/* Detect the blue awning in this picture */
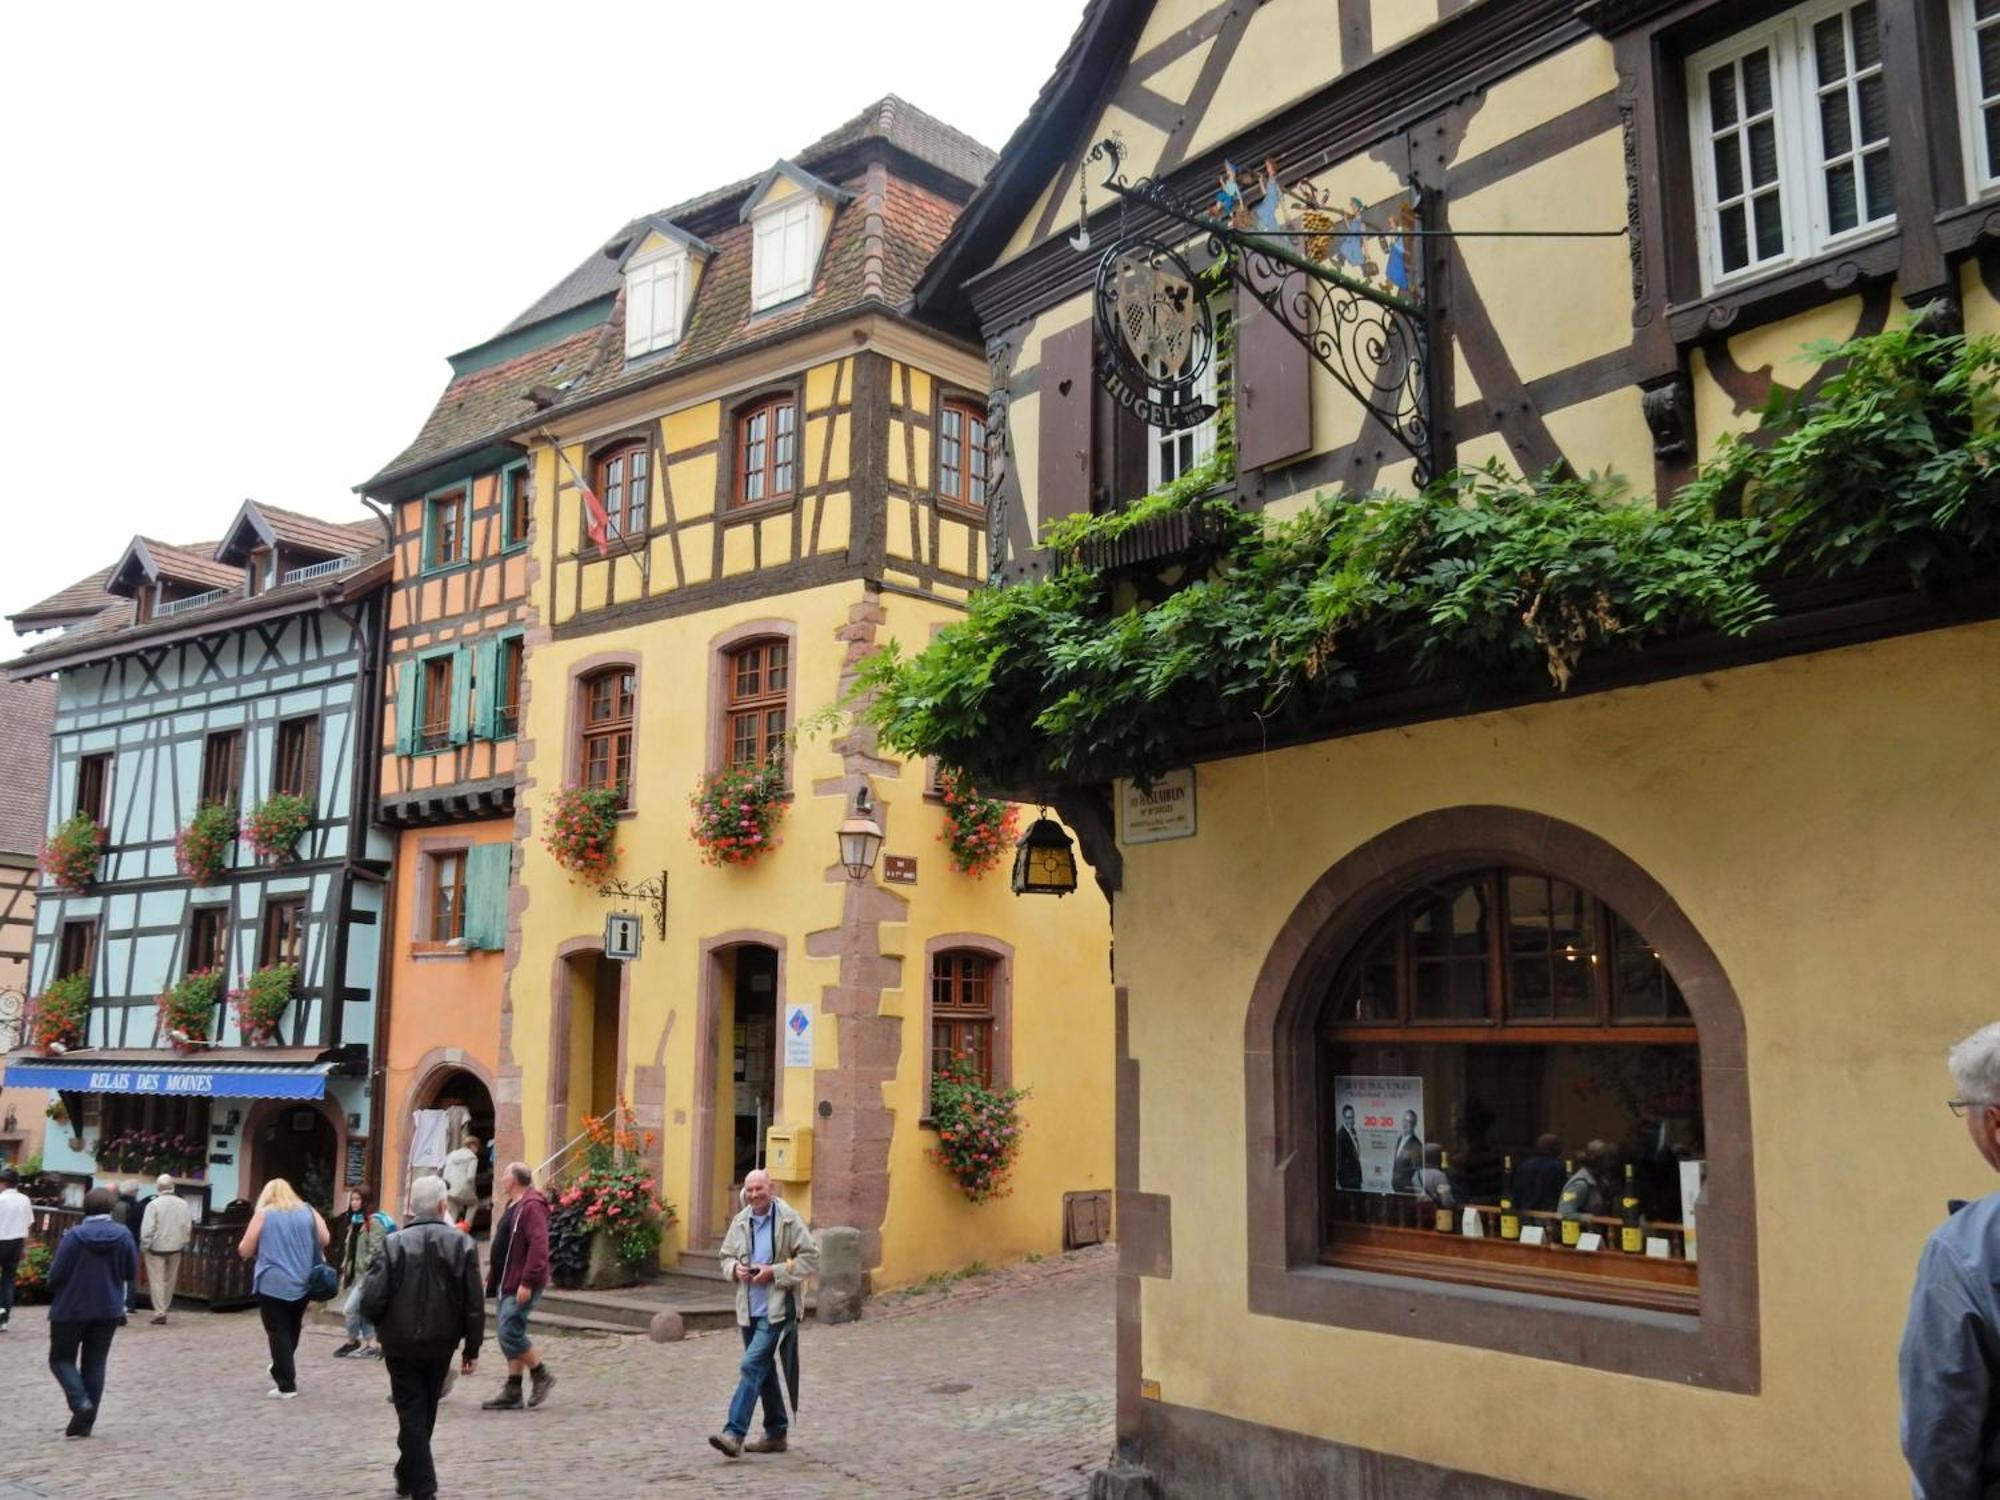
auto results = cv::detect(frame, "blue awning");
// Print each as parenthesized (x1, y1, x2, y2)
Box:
(1, 1060, 334, 1100)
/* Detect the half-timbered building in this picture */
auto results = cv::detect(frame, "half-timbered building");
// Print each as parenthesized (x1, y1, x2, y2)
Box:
(910, 0, 2000, 1494)
(362, 96, 1117, 1287)
(2, 503, 392, 1214)
(0, 676, 56, 1167)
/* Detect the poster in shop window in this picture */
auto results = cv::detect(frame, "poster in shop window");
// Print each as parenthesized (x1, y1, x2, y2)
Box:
(1332, 1075, 1425, 1195)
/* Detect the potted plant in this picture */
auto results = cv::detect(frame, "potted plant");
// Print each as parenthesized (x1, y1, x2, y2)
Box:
(243, 792, 311, 862)
(29, 973, 90, 1053)
(542, 784, 621, 882)
(39, 813, 105, 893)
(926, 1051, 1030, 1205)
(689, 759, 787, 867)
(175, 802, 238, 884)
(158, 969, 222, 1048)
(232, 962, 296, 1044)
(549, 1105, 672, 1288)
(935, 768, 1020, 877)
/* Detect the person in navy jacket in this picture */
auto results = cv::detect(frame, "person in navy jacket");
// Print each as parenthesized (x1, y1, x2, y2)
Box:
(46, 1186, 137, 1438)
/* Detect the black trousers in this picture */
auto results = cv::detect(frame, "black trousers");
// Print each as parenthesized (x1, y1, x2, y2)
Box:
(257, 1294, 308, 1393)
(384, 1348, 454, 1499)
(48, 1318, 117, 1416)
(0, 1237, 22, 1319)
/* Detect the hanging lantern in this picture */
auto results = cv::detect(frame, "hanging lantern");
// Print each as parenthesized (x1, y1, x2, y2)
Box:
(1010, 810, 1079, 896)
(837, 784, 885, 881)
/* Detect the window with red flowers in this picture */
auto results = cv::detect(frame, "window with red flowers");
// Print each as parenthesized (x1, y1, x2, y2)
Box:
(724, 640, 788, 769)
(579, 667, 636, 807)
(931, 950, 995, 1088)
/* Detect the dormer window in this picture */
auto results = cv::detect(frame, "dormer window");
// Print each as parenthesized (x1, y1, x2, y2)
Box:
(624, 247, 688, 358)
(752, 198, 817, 311)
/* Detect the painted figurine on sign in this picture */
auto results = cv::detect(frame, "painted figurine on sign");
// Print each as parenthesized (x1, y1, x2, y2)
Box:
(1381, 195, 1420, 294)
(1338, 197, 1377, 280)
(1254, 158, 1288, 234)
(1287, 177, 1336, 262)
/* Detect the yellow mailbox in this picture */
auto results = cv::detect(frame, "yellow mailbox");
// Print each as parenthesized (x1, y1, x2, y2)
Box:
(766, 1125, 812, 1182)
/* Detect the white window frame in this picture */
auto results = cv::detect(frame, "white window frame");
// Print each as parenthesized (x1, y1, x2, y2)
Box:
(1952, 0, 2000, 197)
(624, 247, 688, 358)
(1686, 0, 1897, 294)
(751, 198, 817, 312)
(1147, 353, 1219, 491)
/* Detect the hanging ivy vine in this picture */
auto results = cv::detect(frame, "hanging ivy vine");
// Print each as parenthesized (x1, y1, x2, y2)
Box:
(856, 321, 2000, 792)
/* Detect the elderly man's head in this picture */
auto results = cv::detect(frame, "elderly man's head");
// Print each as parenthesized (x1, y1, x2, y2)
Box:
(502, 1161, 534, 1201)
(743, 1169, 773, 1213)
(1950, 1023, 2000, 1170)
(408, 1175, 449, 1220)
(156, 1173, 175, 1193)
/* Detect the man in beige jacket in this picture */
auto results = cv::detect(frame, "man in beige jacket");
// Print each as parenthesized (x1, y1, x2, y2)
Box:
(708, 1171, 818, 1459)
(138, 1176, 193, 1324)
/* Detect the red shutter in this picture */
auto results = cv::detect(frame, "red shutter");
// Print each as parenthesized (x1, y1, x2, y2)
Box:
(1036, 320, 1095, 528)
(1235, 275, 1312, 471)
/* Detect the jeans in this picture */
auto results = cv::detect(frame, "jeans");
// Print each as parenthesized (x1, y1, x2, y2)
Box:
(258, 1293, 308, 1393)
(48, 1318, 117, 1415)
(384, 1349, 454, 1499)
(344, 1282, 374, 1342)
(495, 1285, 542, 1359)
(144, 1251, 181, 1316)
(724, 1316, 790, 1439)
(0, 1237, 22, 1320)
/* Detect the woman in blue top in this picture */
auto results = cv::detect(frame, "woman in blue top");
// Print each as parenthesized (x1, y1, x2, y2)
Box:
(236, 1178, 328, 1398)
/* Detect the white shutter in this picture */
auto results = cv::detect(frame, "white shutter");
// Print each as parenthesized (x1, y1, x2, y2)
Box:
(655, 257, 683, 345)
(625, 262, 657, 357)
(753, 214, 781, 310)
(782, 204, 812, 299)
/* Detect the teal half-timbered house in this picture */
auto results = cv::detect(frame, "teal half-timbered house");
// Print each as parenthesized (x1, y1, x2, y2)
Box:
(2, 502, 392, 1213)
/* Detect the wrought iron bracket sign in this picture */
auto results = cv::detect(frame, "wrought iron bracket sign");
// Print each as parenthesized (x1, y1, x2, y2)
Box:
(1083, 136, 1441, 484)
(598, 869, 668, 941)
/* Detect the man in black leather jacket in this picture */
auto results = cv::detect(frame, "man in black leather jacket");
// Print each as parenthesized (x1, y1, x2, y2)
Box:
(360, 1176, 483, 1500)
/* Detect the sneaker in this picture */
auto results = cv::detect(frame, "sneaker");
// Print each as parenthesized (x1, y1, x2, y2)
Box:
(150, 1314, 167, 1326)
(356, 1345, 383, 1360)
(744, 1433, 788, 1454)
(265, 1388, 299, 1401)
(332, 1339, 361, 1358)
(480, 1380, 524, 1411)
(527, 1365, 555, 1408)
(708, 1431, 744, 1459)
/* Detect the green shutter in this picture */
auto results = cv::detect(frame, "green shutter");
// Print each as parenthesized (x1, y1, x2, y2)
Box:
(448, 644, 474, 745)
(419, 497, 438, 571)
(471, 637, 500, 740)
(394, 660, 418, 755)
(463, 842, 511, 951)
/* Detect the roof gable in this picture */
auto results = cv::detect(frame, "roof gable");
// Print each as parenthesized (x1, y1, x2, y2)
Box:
(106, 537, 237, 598)
(614, 219, 719, 270)
(739, 160, 854, 223)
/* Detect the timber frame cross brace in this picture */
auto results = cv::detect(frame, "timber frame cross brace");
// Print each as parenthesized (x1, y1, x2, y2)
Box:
(1084, 135, 1442, 485)
(598, 869, 668, 940)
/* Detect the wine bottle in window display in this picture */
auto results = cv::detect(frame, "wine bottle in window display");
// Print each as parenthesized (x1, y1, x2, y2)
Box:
(1619, 1163, 1644, 1254)
(1434, 1152, 1455, 1233)
(1499, 1154, 1520, 1241)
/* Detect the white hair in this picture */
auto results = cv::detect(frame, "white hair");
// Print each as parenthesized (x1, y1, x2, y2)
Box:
(120, 1180, 140, 1195)
(408, 1175, 449, 1218)
(1950, 1023, 2000, 1104)
(156, 1173, 175, 1191)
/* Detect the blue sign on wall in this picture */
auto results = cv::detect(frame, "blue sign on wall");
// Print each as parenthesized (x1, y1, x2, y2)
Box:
(1, 1063, 329, 1100)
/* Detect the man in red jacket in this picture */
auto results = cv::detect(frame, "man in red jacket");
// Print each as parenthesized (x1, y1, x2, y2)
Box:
(481, 1162, 553, 1411)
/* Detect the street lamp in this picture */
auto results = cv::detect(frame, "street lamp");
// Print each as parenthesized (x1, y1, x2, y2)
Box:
(1011, 809, 1079, 896)
(837, 784, 885, 880)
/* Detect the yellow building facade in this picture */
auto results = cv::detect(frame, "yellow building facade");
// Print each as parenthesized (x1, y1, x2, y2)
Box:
(364, 100, 1114, 1287)
(911, 0, 2000, 1494)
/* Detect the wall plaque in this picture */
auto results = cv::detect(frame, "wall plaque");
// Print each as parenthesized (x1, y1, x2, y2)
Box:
(883, 855, 918, 884)
(1118, 768, 1197, 844)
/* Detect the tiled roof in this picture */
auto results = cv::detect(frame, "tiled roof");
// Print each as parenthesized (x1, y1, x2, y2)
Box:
(0, 676, 54, 857)
(11, 567, 116, 630)
(135, 539, 238, 592)
(254, 504, 381, 557)
(366, 99, 991, 492)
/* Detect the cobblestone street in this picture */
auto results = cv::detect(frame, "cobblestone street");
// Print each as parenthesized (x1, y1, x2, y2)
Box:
(0, 1248, 1114, 1500)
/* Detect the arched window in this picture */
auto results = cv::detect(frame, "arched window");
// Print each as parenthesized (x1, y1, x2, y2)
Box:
(1316, 866, 1700, 1313)
(723, 639, 788, 768)
(594, 442, 649, 539)
(578, 667, 635, 807)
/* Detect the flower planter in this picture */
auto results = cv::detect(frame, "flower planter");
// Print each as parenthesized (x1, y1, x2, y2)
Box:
(583, 1227, 651, 1289)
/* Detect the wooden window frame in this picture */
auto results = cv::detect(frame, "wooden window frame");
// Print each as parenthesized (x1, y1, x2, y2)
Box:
(501, 462, 532, 552)
(187, 905, 230, 979)
(199, 729, 243, 809)
(426, 849, 468, 945)
(935, 393, 990, 517)
(931, 950, 996, 1087)
(57, 918, 98, 984)
(592, 439, 650, 541)
(722, 638, 789, 772)
(258, 896, 306, 972)
(731, 395, 798, 509)
(75, 752, 111, 826)
(272, 715, 320, 803)
(921, 935, 1014, 1121)
(417, 654, 455, 754)
(496, 635, 525, 739)
(576, 664, 636, 810)
(423, 485, 469, 572)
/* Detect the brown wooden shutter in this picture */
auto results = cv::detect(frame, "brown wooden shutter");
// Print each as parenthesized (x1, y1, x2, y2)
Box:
(1235, 276, 1312, 471)
(1036, 320, 1095, 529)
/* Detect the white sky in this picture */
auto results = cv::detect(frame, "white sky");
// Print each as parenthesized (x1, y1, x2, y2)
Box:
(0, 1, 1083, 658)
